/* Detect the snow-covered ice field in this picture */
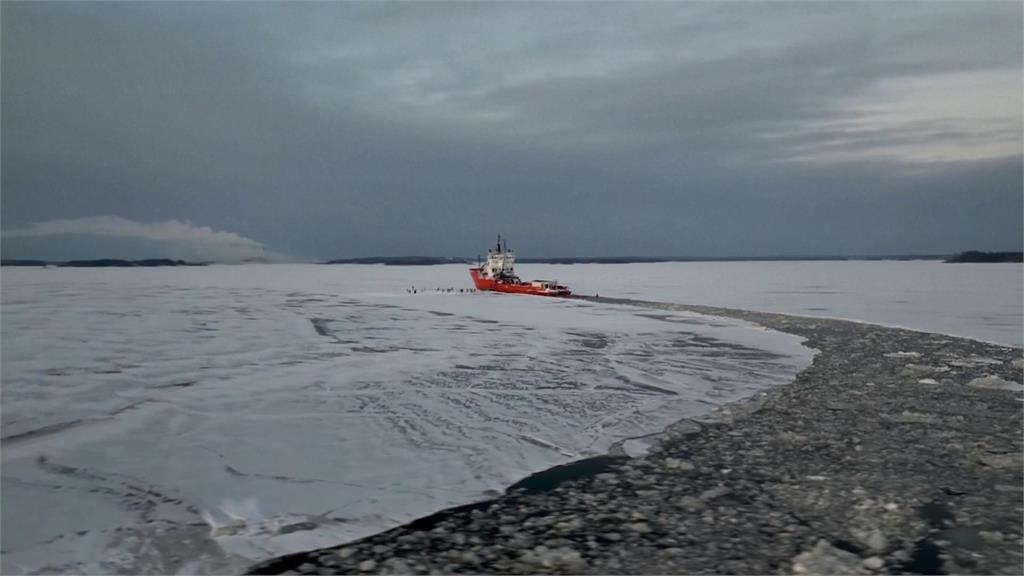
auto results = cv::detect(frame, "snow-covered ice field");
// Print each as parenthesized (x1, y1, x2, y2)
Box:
(546, 260, 1022, 347)
(2, 264, 812, 574)
(1, 261, 1019, 574)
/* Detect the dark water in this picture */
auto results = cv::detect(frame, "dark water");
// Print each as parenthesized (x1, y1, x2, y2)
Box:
(506, 455, 626, 495)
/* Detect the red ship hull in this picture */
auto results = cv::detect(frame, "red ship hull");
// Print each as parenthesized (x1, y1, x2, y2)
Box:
(469, 269, 571, 297)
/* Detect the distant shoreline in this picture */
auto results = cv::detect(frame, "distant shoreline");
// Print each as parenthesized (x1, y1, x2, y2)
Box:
(320, 255, 957, 266)
(310, 251, 1022, 265)
(5, 251, 1020, 267)
(0, 258, 209, 267)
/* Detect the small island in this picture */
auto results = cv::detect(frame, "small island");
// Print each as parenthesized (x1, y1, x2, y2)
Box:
(945, 251, 1023, 263)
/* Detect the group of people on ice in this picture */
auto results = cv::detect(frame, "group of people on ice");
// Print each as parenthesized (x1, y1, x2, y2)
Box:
(406, 286, 477, 294)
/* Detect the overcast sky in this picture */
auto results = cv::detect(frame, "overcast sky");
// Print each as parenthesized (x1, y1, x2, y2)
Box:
(2, 1, 1021, 261)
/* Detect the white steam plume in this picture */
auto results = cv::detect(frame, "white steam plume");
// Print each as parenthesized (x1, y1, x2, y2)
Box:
(3, 215, 276, 262)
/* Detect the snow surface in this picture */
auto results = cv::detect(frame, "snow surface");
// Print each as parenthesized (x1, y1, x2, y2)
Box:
(539, 260, 1022, 347)
(2, 264, 812, 575)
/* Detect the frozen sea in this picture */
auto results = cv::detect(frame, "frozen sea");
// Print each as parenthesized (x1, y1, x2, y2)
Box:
(549, 260, 1022, 347)
(1, 261, 1019, 574)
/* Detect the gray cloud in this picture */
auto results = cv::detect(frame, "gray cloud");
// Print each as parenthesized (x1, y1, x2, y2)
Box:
(2, 1, 1020, 260)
